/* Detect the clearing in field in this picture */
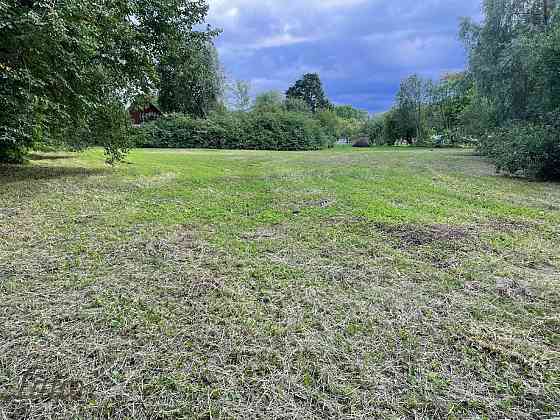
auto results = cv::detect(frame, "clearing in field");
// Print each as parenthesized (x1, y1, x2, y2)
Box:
(1, 147, 559, 418)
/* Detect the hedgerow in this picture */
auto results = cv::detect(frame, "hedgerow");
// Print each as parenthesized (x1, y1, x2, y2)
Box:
(135, 111, 332, 151)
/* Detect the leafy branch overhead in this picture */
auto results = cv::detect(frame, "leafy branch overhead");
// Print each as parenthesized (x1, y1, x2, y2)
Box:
(0, 0, 217, 163)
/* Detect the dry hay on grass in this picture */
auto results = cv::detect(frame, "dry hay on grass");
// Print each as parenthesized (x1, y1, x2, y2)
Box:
(240, 227, 284, 241)
(0, 227, 231, 418)
(2, 221, 559, 418)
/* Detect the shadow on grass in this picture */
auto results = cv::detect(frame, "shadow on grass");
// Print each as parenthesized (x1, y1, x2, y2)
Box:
(28, 153, 75, 161)
(0, 164, 107, 185)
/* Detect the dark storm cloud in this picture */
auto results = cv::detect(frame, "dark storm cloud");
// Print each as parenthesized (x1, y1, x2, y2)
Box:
(207, 0, 482, 113)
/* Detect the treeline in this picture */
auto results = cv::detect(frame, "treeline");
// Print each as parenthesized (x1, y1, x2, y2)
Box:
(361, 72, 476, 148)
(4, 0, 558, 179)
(0, 1, 369, 161)
(373, 0, 560, 180)
(136, 72, 369, 151)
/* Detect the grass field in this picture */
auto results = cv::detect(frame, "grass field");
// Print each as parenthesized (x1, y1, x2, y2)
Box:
(1, 147, 559, 419)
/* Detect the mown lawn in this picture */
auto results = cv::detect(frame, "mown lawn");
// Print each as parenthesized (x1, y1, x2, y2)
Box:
(1, 147, 559, 419)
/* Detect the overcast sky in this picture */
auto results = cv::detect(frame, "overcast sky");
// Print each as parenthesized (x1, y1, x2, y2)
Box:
(206, 0, 482, 113)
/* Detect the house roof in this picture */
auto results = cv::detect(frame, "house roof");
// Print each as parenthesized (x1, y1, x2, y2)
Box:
(128, 101, 162, 114)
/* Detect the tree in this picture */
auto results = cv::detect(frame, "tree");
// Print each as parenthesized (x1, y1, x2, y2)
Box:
(228, 80, 252, 112)
(460, 0, 559, 124)
(284, 97, 311, 113)
(396, 75, 429, 143)
(158, 41, 224, 118)
(253, 91, 284, 113)
(362, 116, 387, 145)
(334, 105, 368, 121)
(424, 72, 474, 143)
(331, 105, 368, 141)
(0, 0, 215, 163)
(286, 73, 331, 113)
(383, 108, 415, 145)
(460, 0, 560, 179)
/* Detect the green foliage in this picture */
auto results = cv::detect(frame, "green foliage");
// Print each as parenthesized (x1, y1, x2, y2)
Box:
(0, 137, 28, 164)
(228, 80, 252, 112)
(333, 105, 369, 141)
(158, 41, 224, 118)
(396, 74, 429, 143)
(284, 97, 311, 114)
(136, 111, 330, 151)
(253, 91, 285, 113)
(0, 0, 213, 163)
(461, 0, 560, 179)
(91, 103, 133, 165)
(286, 73, 331, 113)
(308, 105, 368, 146)
(478, 117, 560, 180)
(460, 0, 559, 123)
(427, 73, 473, 134)
(458, 90, 498, 138)
(130, 94, 159, 113)
(362, 116, 389, 145)
(379, 71, 474, 147)
(334, 105, 368, 121)
(314, 110, 341, 146)
(382, 107, 415, 145)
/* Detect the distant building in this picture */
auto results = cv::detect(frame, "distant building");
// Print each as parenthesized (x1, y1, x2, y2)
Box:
(129, 102, 163, 126)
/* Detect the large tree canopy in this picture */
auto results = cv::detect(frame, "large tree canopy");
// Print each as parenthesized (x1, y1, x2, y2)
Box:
(460, 0, 559, 123)
(0, 0, 214, 163)
(158, 40, 224, 118)
(459, 0, 560, 179)
(286, 73, 331, 113)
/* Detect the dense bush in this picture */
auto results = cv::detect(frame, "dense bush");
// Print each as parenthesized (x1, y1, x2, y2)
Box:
(362, 117, 389, 145)
(135, 111, 332, 151)
(478, 118, 560, 180)
(352, 137, 370, 148)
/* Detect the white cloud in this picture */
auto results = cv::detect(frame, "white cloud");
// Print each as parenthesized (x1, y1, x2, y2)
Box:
(206, 0, 481, 112)
(249, 34, 316, 49)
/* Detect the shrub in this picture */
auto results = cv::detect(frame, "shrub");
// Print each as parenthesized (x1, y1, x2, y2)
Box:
(362, 117, 389, 145)
(479, 119, 560, 180)
(136, 111, 330, 151)
(352, 137, 370, 148)
(314, 110, 341, 148)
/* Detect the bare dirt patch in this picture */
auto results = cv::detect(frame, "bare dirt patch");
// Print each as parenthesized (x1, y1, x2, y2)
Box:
(241, 227, 284, 241)
(487, 218, 539, 234)
(375, 223, 473, 246)
(495, 277, 536, 300)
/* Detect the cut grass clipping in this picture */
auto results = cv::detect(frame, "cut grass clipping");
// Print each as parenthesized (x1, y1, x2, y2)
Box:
(1, 147, 559, 418)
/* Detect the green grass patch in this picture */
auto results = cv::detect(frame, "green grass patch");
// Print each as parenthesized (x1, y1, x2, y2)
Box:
(1, 147, 559, 418)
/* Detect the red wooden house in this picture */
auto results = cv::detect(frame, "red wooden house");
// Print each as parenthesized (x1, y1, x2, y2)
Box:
(129, 102, 163, 125)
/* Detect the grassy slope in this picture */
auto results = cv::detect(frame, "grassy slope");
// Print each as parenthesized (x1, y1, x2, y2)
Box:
(0, 147, 559, 418)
